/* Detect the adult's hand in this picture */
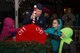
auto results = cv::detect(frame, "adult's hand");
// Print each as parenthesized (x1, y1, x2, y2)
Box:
(30, 11, 36, 19)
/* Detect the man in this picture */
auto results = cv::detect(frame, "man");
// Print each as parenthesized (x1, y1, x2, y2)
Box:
(62, 8, 75, 27)
(42, 7, 50, 29)
(23, 3, 46, 29)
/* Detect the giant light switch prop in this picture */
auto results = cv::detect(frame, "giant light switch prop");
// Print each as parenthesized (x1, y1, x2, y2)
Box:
(16, 24, 47, 44)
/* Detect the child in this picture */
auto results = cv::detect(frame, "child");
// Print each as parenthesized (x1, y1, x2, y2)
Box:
(0, 17, 19, 41)
(48, 27, 76, 53)
(59, 27, 76, 53)
(45, 18, 62, 53)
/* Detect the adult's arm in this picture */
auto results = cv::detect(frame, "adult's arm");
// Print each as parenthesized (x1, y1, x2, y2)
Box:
(22, 13, 32, 25)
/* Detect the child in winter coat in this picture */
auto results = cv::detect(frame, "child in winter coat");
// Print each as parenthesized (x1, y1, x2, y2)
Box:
(45, 18, 62, 53)
(0, 17, 19, 41)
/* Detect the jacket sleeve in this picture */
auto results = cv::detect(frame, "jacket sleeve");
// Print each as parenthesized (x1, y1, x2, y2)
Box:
(70, 41, 76, 53)
(9, 28, 20, 33)
(44, 28, 52, 34)
(22, 13, 32, 25)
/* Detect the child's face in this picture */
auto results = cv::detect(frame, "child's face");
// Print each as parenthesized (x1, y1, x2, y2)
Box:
(61, 33, 65, 38)
(52, 20, 59, 28)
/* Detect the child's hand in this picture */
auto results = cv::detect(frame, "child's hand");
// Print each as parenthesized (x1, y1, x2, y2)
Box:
(12, 37, 16, 41)
(46, 33, 48, 36)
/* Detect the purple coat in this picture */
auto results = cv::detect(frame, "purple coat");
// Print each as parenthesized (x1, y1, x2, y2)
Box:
(0, 17, 19, 40)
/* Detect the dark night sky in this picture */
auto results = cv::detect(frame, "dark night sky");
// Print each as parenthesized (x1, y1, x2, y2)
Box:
(63, 0, 80, 13)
